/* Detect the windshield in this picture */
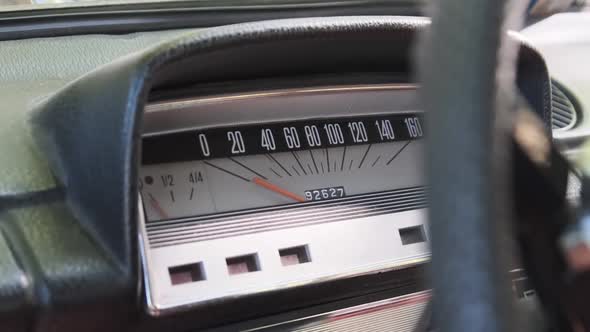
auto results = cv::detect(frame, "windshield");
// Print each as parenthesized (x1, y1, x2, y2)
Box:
(0, 0, 576, 16)
(0, 0, 407, 12)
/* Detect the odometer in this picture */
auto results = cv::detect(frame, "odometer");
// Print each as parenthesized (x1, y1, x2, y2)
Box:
(140, 113, 424, 222)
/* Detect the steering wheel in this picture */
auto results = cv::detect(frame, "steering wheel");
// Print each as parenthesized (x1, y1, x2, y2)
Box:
(418, 0, 575, 331)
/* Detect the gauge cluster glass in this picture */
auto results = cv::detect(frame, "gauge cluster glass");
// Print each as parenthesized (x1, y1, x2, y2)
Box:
(138, 84, 429, 314)
(140, 113, 424, 222)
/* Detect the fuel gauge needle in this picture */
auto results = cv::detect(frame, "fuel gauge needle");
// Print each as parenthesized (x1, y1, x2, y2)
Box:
(148, 193, 169, 220)
(252, 177, 306, 202)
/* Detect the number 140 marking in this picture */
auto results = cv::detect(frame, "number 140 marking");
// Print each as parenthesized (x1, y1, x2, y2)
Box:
(375, 119, 395, 141)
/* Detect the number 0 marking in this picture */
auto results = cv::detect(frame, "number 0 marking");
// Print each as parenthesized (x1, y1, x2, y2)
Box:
(198, 133, 210, 157)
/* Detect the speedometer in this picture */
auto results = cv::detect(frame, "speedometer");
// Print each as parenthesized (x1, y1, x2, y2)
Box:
(139, 85, 429, 314)
(140, 113, 424, 222)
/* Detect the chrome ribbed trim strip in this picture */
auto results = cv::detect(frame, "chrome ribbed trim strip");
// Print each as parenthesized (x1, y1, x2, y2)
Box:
(147, 187, 426, 248)
(248, 291, 430, 332)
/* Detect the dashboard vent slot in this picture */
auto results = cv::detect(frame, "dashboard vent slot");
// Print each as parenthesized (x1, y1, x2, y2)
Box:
(552, 80, 577, 131)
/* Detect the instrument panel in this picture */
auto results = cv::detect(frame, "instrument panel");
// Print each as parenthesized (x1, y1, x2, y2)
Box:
(139, 84, 430, 315)
(141, 113, 423, 222)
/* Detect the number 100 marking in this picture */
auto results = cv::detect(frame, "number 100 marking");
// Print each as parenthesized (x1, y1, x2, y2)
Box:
(323, 123, 344, 145)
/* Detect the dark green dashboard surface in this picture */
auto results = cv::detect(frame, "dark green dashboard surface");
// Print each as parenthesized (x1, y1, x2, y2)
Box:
(0, 29, 192, 197)
(0, 28, 197, 332)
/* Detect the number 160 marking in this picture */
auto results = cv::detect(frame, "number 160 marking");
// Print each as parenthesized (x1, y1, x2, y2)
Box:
(404, 117, 423, 138)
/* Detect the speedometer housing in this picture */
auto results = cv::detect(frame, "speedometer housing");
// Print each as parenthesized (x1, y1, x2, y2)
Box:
(140, 84, 428, 315)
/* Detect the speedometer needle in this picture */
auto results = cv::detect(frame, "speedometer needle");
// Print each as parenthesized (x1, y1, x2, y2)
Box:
(252, 177, 306, 202)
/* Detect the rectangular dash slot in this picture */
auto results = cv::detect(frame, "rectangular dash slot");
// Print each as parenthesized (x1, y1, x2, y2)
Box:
(168, 262, 205, 285)
(279, 245, 311, 266)
(226, 254, 260, 275)
(399, 225, 426, 245)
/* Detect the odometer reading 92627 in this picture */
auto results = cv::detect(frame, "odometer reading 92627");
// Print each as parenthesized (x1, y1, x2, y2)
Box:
(140, 113, 424, 221)
(304, 186, 345, 201)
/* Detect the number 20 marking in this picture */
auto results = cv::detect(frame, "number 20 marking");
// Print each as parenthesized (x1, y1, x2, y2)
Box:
(227, 131, 246, 154)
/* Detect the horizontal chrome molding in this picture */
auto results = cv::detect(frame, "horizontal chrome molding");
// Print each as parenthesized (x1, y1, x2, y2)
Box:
(145, 83, 418, 114)
(147, 187, 427, 247)
(142, 84, 420, 135)
(246, 290, 430, 331)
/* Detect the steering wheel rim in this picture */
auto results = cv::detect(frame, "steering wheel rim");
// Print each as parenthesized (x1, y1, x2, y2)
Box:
(419, 1, 529, 331)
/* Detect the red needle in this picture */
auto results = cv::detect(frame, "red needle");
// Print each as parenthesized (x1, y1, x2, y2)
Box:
(148, 193, 169, 219)
(252, 177, 306, 202)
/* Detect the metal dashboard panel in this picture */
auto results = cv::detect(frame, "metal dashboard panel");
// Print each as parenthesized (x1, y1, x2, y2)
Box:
(139, 84, 430, 316)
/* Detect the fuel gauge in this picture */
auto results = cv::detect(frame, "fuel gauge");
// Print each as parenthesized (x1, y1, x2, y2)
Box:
(139, 162, 216, 221)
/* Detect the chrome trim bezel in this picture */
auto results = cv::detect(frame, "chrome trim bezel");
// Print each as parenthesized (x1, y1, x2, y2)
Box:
(145, 84, 418, 114)
(139, 84, 428, 317)
(142, 83, 420, 136)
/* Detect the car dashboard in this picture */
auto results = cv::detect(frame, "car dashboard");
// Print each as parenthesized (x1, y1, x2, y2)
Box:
(0, 8, 587, 332)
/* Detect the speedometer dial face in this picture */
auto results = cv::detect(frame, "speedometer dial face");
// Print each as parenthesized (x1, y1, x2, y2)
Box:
(140, 113, 423, 222)
(140, 141, 422, 221)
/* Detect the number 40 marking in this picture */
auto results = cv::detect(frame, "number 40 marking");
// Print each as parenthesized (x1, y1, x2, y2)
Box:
(261, 128, 276, 151)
